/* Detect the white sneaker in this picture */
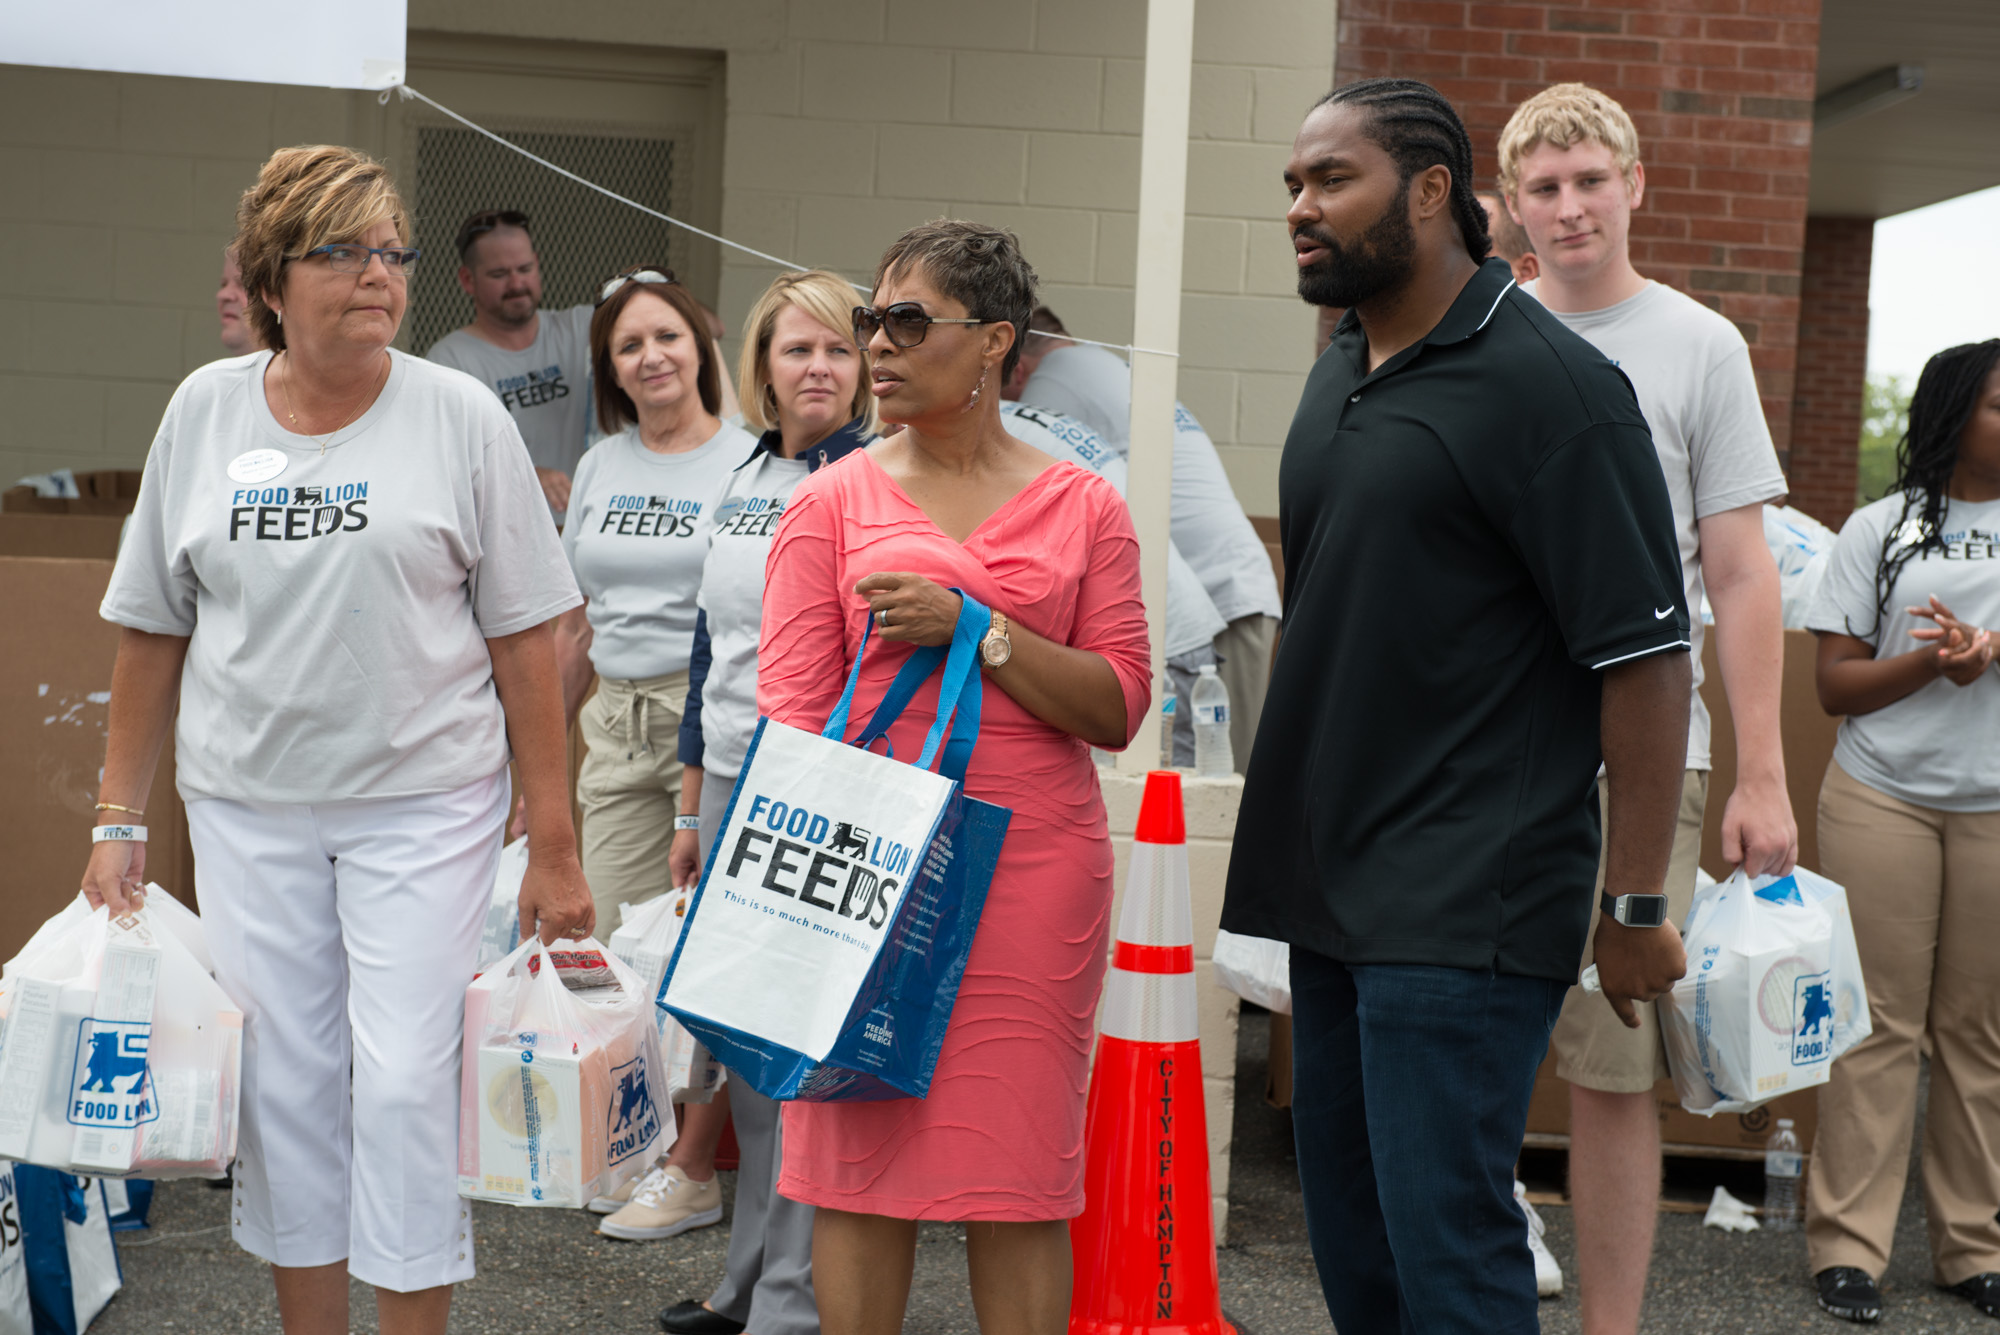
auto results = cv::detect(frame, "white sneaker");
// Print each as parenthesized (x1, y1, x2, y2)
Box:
(597, 1165, 724, 1241)
(587, 1162, 651, 1214)
(1515, 1179, 1563, 1298)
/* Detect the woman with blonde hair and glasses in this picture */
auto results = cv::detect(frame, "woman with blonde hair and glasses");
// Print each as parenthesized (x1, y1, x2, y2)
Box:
(85, 145, 588, 1335)
(558, 265, 753, 1233)
(651, 268, 879, 1335)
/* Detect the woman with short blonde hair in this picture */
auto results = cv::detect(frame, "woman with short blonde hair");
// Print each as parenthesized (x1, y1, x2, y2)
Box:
(87, 144, 589, 1335)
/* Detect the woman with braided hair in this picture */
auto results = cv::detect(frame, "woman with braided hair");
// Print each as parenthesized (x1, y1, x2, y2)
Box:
(1804, 339, 2000, 1324)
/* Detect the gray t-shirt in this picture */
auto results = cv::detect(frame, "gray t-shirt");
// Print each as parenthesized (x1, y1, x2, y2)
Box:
(1533, 280, 1787, 769)
(1807, 493, 2000, 811)
(1001, 403, 1225, 657)
(1020, 346, 1279, 625)
(426, 304, 596, 481)
(101, 350, 582, 804)
(561, 421, 755, 682)
(694, 448, 815, 781)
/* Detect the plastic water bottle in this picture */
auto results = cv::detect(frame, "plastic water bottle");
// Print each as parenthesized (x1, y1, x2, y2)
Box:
(1192, 664, 1233, 777)
(1764, 1118, 1802, 1231)
(1158, 674, 1178, 769)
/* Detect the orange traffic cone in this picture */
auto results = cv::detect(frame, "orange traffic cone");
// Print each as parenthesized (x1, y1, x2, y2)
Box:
(1071, 770, 1235, 1335)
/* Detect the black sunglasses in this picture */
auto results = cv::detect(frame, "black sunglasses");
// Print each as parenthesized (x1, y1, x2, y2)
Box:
(455, 209, 530, 259)
(852, 302, 995, 350)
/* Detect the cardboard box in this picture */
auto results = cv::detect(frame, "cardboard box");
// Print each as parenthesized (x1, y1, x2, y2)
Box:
(1523, 1051, 1817, 1159)
(3, 471, 143, 516)
(0, 558, 194, 966)
(0, 514, 126, 561)
(1701, 627, 1842, 876)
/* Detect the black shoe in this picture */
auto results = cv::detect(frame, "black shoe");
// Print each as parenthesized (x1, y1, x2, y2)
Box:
(658, 1299, 746, 1335)
(1816, 1267, 1884, 1323)
(1945, 1273, 2000, 1318)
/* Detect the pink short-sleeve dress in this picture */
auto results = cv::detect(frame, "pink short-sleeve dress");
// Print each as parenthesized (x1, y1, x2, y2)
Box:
(759, 449, 1151, 1222)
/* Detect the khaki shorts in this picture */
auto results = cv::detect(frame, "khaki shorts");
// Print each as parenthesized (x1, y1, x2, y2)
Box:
(577, 670, 689, 928)
(1548, 768, 1709, 1094)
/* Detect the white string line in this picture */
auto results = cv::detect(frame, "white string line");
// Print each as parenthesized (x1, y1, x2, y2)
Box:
(391, 84, 1177, 360)
(393, 85, 807, 272)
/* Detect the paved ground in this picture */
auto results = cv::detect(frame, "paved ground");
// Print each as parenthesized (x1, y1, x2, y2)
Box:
(93, 1009, 1988, 1333)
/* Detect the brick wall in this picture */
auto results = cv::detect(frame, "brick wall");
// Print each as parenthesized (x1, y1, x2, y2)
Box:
(1334, 0, 1823, 458)
(1788, 216, 1871, 528)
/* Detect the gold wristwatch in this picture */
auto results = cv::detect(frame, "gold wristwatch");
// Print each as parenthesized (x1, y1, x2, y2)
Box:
(980, 611, 1012, 668)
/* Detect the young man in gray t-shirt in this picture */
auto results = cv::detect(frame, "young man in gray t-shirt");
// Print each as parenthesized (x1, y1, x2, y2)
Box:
(1501, 83, 1796, 1329)
(426, 210, 594, 517)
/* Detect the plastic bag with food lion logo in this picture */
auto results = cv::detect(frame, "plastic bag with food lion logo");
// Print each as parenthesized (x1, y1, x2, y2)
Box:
(661, 594, 1012, 1102)
(1659, 870, 1840, 1115)
(458, 936, 671, 1208)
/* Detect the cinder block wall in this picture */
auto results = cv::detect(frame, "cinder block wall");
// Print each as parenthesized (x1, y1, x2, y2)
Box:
(2, 0, 1332, 514)
(710, 0, 1335, 515)
(1335, 0, 1824, 461)
(1099, 768, 1243, 1242)
(1788, 215, 1873, 528)
(0, 67, 382, 480)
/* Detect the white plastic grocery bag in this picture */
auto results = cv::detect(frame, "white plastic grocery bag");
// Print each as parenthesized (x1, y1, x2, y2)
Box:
(0, 891, 241, 1179)
(1786, 867, 1872, 1062)
(1212, 930, 1291, 1015)
(1659, 870, 1838, 1115)
(458, 936, 671, 1208)
(608, 897, 722, 1104)
(473, 838, 531, 975)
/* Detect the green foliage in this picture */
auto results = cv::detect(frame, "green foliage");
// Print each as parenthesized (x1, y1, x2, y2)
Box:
(1856, 373, 1911, 505)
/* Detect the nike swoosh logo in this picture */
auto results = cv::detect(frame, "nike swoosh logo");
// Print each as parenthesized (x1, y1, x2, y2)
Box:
(1654, 606, 1674, 619)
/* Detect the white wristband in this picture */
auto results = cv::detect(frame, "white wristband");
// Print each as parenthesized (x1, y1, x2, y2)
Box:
(92, 824, 147, 843)
(674, 816, 701, 831)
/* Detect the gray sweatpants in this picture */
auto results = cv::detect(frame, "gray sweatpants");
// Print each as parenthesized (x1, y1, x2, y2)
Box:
(699, 771, 819, 1335)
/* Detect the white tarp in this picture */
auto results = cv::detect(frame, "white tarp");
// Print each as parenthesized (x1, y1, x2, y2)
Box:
(2, 0, 406, 90)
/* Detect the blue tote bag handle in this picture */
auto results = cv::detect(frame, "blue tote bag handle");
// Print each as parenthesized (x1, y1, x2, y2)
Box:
(821, 591, 991, 783)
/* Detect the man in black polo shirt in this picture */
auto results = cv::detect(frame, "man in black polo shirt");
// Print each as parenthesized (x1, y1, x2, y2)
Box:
(1223, 78, 1693, 1333)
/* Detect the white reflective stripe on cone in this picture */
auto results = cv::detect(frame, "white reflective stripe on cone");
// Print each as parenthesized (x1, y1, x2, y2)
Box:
(1100, 966, 1200, 1043)
(1116, 842, 1195, 948)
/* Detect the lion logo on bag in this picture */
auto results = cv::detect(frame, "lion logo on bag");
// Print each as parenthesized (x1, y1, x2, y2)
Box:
(606, 1056, 663, 1164)
(1798, 981, 1833, 1037)
(612, 1067, 652, 1133)
(829, 822, 870, 859)
(79, 1029, 148, 1094)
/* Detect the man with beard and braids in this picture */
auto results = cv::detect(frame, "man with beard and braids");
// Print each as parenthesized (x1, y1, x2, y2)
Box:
(427, 209, 596, 517)
(1220, 77, 1693, 1334)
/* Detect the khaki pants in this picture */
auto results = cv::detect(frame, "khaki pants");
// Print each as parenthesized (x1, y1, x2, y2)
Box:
(1806, 758, 2000, 1285)
(1549, 769, 1709, 1092)
(577, 670, 688, 929)
(1214, 613, 1278, 776)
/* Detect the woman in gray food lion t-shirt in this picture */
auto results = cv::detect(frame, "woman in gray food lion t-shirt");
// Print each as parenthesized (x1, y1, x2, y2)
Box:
(85, 146, 588, 1335)
(1803, 339, 2000, 1323)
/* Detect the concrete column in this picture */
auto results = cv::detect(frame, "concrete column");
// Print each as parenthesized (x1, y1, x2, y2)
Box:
(1115, 0, 1196, 775)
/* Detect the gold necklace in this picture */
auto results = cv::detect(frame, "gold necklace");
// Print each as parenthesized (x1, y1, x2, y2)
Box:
(279, 351, 387, 455)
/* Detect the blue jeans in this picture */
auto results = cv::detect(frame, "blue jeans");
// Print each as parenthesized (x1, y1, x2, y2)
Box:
(1289, 949, 1567, 1334)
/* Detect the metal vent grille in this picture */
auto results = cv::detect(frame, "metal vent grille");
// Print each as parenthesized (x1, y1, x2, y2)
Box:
(407, 121, 681, 355)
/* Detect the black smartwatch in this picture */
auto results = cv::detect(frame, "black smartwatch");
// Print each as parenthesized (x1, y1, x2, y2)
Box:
(1600, 891, 1669, 929)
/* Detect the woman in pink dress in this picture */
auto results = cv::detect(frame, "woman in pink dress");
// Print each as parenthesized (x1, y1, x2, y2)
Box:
(757, 220, 1151, 1334)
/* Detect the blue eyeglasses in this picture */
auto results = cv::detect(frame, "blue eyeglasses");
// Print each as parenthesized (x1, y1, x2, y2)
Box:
(301, 244, 422, 275)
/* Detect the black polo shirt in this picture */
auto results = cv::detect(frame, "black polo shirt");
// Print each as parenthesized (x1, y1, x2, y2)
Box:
(1221, 259, 1689, 982)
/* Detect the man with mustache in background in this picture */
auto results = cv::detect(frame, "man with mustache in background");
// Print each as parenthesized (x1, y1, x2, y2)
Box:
(427, 209, 596, 517)
(1222, 78, 1693, 1333)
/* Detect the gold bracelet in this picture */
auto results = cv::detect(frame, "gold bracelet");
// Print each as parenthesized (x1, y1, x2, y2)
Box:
(94, 802, 145, 817)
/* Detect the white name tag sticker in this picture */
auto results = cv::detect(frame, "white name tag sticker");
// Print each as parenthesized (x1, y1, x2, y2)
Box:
(227, 449, 288, 484)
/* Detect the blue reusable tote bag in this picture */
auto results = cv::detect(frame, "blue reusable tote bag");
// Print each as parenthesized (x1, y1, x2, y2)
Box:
(659, 593, 1012, 1101)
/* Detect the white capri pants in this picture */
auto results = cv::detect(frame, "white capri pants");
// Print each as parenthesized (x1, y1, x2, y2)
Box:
(186, 769, 507, 1291)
